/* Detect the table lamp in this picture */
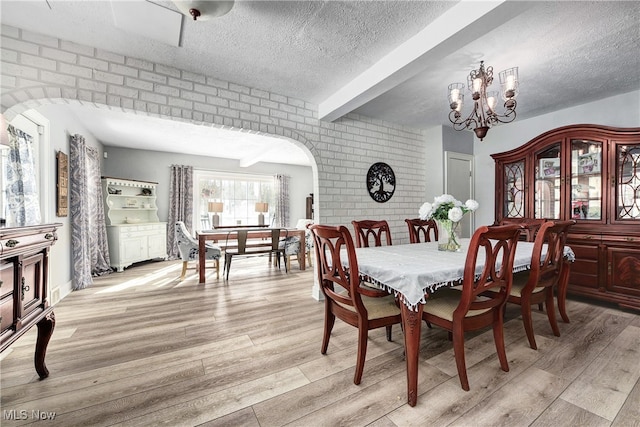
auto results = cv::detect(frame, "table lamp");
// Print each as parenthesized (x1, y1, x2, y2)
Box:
(255, 202, 268, 226)
(208, 202, 223, 227)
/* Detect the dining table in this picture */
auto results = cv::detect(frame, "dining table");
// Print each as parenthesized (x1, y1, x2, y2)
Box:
(346, 239, 575, 407)
(196, 228, 306, 283)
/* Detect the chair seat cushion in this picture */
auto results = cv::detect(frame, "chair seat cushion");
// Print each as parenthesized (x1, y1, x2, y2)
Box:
(423, 288, 491, 322)
(336, 290, 400, 320)
(509, 271, 545, 298)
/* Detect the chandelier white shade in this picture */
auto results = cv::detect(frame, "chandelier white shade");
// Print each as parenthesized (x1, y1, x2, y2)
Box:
(172, 1, 234, 21)
(448, 61, 519, 141)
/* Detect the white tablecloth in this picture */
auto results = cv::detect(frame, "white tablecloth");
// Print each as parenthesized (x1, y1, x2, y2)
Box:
(347, 239, 575, 310)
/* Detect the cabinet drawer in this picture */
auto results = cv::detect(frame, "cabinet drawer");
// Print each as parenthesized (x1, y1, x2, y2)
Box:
(0, 231, 56, 257)
(0, 261, 15, 298)
(1, 294, 13, 332)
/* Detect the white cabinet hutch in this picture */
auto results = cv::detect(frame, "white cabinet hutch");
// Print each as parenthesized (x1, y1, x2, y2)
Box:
(101, 177, 166, 272)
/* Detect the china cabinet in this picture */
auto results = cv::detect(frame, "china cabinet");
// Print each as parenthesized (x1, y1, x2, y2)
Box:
(492, 125, 640, 310)
(101, 177, 166, 272)
(0, 223, 61, 378)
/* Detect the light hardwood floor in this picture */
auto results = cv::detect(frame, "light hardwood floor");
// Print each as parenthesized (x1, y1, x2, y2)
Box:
(1, 258, 639, 427)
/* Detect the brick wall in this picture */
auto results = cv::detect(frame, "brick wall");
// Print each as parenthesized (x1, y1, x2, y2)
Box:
(1, 24, 429, 243)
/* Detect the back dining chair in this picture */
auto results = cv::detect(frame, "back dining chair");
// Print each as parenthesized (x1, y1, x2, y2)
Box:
(501, 220, 575, 349)
(421, 224, 522, 391)
(310, 224, 402, 385)
(223, 228, 287, 280)
(405, 218, 438, 243)
(498, 218, 545, 242)
(174, 221, 222, 280)
(351, 220, 392, 248)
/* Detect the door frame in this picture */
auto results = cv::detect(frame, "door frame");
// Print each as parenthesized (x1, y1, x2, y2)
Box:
(444, 151, 475, 237)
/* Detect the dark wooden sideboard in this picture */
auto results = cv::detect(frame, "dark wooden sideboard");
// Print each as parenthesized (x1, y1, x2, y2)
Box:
(0, 223, 61, 378)
(492, 125, 640, 311)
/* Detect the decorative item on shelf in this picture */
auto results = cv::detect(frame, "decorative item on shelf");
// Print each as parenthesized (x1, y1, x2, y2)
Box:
(366, 162, 396, 203)
(107, 186, 121, 195)
(448, 60, 518, 141)
(141, 188, 152, 196)
(125, 198, 138, 208)
(208, 202, 223, 227)
(171, 0, 234, 21)
(124, 217, 142, 224)
(255, 202, 268, 226)
(419, 194, 479, 252)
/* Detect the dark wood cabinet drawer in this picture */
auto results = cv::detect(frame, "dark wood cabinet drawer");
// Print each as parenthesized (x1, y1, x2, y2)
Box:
(0, 261, 15, 298)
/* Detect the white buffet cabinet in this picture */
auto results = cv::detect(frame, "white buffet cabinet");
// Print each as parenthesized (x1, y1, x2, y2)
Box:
(102, 177, 167, 272)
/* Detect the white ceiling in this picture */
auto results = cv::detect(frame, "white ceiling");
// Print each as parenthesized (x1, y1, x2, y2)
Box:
(1, 1, 639, 166)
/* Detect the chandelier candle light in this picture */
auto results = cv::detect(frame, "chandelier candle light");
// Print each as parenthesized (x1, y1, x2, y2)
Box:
(419, 195, 479, 252)
(448, 61, 519, 141)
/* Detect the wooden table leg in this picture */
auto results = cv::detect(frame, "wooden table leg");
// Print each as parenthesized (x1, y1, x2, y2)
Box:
(198, 235, 206, 284)
(35, 310, 55, 379)
(400, 300, 423, 407)
(299, 231, 306, 271)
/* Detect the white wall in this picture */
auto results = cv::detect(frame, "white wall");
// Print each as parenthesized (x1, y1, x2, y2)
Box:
(473, 90, 640, 227)
(101, 146, 313, 225)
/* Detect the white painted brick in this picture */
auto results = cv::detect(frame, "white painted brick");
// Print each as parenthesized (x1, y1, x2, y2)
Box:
(126, 57, 153, 71)
(94, 93, 107, 104)
(181, 91, 205, 103)
(93, 70, 124, 85)
(60, 40, 94, 56)
(250, 88, 269, 99)
(206, 77, 228, 89)
(182, 71, 206, 84)
(280, 104, 296, 114)
(160, 105, 171, 115)
(110, 63, 138, 78)
(42, 47, 77, 63)
(2, 62, 38, 80)
(96, 49, 125, 64)
(288, 113, 304, 123)
(288, 97, 305, 108)
(79, 78, 107, 92)
(44, 87, 62, 98)
(250, 105, 269, 116)
(140, 92, 167, 104)
(59, 62, 93, 79)
(168, 77, 193, 90)
(155, 64, 180, 77)
(270, 93, 287, 103)
(107, 95, 121, 106)
(229, 83, 250, 94)
(0, 75, 16, 88)
(109, 85, 138, 98)
(133, 100, 147, 111)
(206, 96, 229, 107)
(218, 108, 240, 119)
(1, 49, 18, 63)
(260, 115, 278, 125)
(240, 112, 259, 122)
(61, 87, 78, 99)
(218, 88, 239, 101)
(78, 89, 93, 102)
(139, 70, 166, 84)
(154, 84, 180, 97)
(193, 102, 217, 114)
(193, 111, 203, 121)
(19, 53, 56, 70)
(125, 77, 153, 91)
(239, 93, 260, 105)
(261, 98, 278, 109)
(194, 83, 218, 96)
(122, 98, 134, 109)
(270, 109, 287, 119)
(229, 100, 250, 112)
(168, 98, 192, 109)
(1, 25, 20, 38)
(1, 36, 39, 54)
(147, 103, 159, 114)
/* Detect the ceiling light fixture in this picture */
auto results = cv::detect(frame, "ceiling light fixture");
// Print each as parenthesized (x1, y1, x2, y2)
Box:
(448, 61, 519, 141)
(172, 0, 234, 21)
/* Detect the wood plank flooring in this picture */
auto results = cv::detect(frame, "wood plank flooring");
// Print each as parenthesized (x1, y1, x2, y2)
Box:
(1, 258, 638, 426)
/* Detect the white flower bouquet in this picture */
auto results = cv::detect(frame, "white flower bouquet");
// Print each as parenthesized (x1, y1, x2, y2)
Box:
(419, 194, 479, 251)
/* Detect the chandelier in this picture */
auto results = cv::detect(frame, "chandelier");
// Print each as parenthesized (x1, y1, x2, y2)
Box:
(447, 61, 519, 141)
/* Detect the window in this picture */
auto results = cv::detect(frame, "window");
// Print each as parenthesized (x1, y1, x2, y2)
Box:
(193, 170, 275, 229)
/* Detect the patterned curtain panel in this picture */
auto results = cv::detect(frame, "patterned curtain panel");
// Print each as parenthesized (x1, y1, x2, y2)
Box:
(4, 125, 41, 226)
(167, 165, 193, 259)
(70, 134, 112, 290)
(274, 174, 290, 228)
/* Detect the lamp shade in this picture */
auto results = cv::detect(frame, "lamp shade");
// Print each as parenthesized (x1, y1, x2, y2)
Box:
(172, 0, 234, 21)
(255, 202, 269, 213)
(208, 202, 223, 213)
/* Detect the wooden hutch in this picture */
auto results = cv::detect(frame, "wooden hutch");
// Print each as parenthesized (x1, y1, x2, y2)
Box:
(492, 125, 640, 311)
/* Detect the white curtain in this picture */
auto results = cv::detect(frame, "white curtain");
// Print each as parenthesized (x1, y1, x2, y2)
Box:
(167, 165, 193, 259)
(70, 134, 112, 290)
(274, 174, 290, 227)
(4, 125, 41, 226)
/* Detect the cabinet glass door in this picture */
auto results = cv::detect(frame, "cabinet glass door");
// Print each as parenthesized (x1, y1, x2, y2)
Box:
(570, 139, 603, 220)
(534, 144, 561, 219)
(616, 143, 640, 220)
(503, 160, 525, 217)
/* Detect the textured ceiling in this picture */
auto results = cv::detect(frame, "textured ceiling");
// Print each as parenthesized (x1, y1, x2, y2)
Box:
(1, 1, 639, 165)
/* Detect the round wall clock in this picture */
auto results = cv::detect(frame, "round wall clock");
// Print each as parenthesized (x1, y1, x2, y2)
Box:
(366, 162, 396, 203)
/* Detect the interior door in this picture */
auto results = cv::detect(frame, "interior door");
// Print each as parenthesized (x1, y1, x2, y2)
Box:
(445, 151, 474, 238)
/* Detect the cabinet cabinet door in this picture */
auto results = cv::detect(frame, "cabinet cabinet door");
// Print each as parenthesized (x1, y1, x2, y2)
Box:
(607, 245, 640, 297)
(613, 142, 640, 222)
(569, 139, 605, 222)
(0, 261, 15, 333)
(534, 143, 562, 219)
(20, 252, 44, 318)
(121, 236, 146, 264)
(502, 159, 526, 218)
(147, 234, 166, 259)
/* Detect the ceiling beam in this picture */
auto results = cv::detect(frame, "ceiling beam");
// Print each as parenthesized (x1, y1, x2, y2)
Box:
(318, 1, 533, 123)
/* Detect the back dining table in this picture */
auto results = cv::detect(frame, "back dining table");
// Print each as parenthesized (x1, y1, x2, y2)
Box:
(346, 239, 575, 407)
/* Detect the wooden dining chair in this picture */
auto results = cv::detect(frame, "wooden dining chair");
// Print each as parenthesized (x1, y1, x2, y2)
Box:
(422, 224, 522, 391)
(405, 218, 438, 243)
(498, 218, 545, 242)
(351, 220, 392, 248)
(503, 220, 576, 349)
(310, 224, 402, 385)
(223, 228, 287, 280)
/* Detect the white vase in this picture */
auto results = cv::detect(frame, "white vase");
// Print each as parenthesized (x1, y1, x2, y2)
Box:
(436, 219, 461, 252)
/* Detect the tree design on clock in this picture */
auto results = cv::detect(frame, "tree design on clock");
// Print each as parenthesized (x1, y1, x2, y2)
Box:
(366, 162, 396, 203)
